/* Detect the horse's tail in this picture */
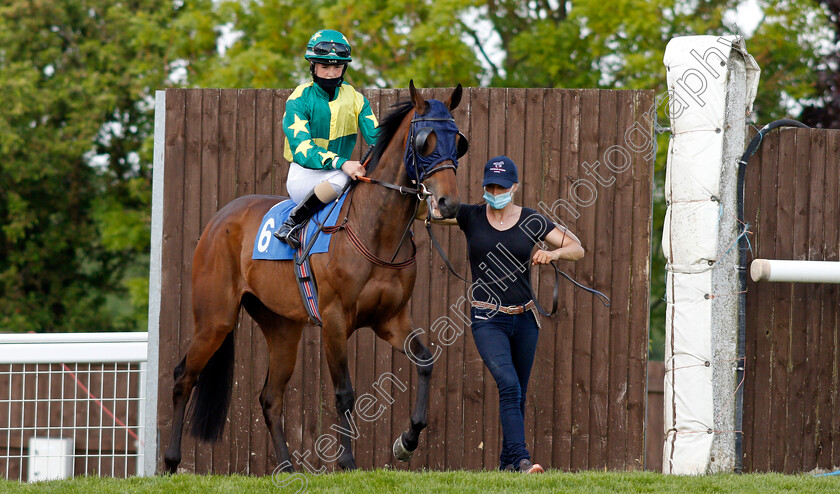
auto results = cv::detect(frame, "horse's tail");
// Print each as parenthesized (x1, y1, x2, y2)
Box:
(187, 331, 235, 442)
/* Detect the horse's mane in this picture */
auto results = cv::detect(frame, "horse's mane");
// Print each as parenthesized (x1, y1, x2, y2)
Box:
(366, 99, 414, 175)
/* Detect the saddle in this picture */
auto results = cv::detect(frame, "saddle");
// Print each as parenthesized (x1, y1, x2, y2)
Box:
(252, 192, 350, 325)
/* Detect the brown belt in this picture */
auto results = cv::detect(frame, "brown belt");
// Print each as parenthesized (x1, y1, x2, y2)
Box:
(470, 300, 536, 315)
(470, 301, 542, 330)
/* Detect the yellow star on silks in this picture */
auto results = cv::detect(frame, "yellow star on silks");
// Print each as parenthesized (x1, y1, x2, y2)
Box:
(295, 140, 313, 158)
(341, 34, 349, 44)
(312, 31, 323, 41)
(318, 151, 337, 162)
(365, 114, 377, 124)
(288, 114, 309, 138)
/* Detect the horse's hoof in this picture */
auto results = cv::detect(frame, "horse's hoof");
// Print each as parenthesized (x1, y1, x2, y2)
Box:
(338, 455, 357, 470)
(393, 435, 413, 462)
(163, 455, 180, 475)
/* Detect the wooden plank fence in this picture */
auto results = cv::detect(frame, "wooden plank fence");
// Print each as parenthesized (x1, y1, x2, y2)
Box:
(743, 127, 840, 472)
(153, 87, 654, 474)
(646, 361, 665, 472)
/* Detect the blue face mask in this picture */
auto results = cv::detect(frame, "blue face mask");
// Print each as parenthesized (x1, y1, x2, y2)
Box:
(483, 189, 513, 209)
(403, 100, 462, 183)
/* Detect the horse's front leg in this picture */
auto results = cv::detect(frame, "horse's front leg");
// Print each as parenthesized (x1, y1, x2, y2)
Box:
(378, 310, 434, 462)
(322, 317, 358, 470)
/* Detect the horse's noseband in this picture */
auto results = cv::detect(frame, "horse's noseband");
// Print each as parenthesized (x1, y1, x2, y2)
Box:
(403, 100, 469, 184)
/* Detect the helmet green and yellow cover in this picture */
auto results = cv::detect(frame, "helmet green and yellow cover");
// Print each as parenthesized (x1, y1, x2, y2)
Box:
(305, 30, 352, 65)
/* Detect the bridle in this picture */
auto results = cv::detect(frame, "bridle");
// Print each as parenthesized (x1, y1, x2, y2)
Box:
(403, 99, 468, 185)
(308, 101, 466, 268)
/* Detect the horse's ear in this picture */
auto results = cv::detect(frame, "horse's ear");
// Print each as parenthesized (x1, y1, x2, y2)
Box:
(409, 79, 428, 114)
(447, 84, 463, 112)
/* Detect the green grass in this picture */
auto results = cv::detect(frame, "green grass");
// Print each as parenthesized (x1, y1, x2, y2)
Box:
(2, 470, 838, 493)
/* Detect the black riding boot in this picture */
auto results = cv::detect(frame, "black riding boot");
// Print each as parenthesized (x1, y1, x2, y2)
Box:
(273, 191, 326, 249)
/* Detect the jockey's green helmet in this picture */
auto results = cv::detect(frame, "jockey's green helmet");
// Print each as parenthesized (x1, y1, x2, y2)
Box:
(305, 30, 352, 65)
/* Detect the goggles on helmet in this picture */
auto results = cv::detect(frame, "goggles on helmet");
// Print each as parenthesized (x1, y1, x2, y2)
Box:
(312, 41, 351, 58)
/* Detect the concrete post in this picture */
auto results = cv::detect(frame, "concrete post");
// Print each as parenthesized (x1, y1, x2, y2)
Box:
(662, 35, 759, 474)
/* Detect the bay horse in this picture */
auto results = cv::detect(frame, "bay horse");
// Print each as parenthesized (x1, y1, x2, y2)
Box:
(163, 82, 464, 473)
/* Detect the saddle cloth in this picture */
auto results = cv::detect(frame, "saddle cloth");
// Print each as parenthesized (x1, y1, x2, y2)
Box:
(251, 192, 348, 261)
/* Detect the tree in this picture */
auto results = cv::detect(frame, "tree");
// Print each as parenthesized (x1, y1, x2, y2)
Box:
(177, 0, 482, 89)
(800, 0, 840, 128)
(0, 1, 182, 332)
(745, 0, 837, 122)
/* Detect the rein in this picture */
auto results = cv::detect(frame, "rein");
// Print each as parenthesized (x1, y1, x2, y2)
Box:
(356, 162, 452, 196)
(424, 219, 611, 317)
(315, 153, 612, 314)
(308, 147, 427, 270)
(334, 130, 464, 267)
(307, 100, 464, 270)
(322, 221, 416, 269)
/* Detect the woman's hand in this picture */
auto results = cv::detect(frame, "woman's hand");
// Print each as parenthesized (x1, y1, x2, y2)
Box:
(341, 160, 366, 180)
(415, 199, 458, 225)
(532, 249, 558, 265)
(542, 226, 585, 261)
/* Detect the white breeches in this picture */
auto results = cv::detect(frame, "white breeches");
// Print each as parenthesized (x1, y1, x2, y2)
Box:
(286, 162, 350, 204)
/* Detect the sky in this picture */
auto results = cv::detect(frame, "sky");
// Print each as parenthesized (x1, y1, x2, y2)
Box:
(724, 0, 764, 37)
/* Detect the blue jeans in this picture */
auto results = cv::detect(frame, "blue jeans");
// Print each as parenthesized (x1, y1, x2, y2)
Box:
(470, 307, 540, 470)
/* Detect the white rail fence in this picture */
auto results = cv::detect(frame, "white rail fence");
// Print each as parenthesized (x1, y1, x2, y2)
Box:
(0, 332, 149, 481)
(750, 259, 840, 284)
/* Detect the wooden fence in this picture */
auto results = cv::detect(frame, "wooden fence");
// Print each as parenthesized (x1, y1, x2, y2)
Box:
(645, 361, 665, 472)
(742, 127, 840, 472)
(154, 87, 654, 474)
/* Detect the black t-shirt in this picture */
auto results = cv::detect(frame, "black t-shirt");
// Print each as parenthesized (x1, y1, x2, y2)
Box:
(456, 204, 554, 306)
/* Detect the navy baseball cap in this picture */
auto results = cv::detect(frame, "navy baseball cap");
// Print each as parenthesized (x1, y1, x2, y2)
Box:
(482, 156, 518, 188)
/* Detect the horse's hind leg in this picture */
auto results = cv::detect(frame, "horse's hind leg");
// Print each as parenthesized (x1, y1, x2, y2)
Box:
(376, 309, 434, 462)
(244, 295, 304, 473)
(163, 286, 241, 474)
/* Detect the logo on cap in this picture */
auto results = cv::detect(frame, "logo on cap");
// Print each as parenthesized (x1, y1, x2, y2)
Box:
(490, 161, 506, 173)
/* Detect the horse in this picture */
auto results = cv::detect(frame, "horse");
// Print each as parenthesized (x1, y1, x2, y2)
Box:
(163, 82, 465, 474)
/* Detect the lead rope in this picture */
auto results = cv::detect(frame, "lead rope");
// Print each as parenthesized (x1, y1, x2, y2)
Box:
(424, 220, 610, 317)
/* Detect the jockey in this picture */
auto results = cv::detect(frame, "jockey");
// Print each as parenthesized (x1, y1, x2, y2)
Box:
(274, 29, 379, 249)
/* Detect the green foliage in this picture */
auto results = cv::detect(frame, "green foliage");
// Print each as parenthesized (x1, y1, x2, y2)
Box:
(748, 0, 836, 121)
(173, 0, 313, 88)
(0, 1, 180, 332)
(178, 0, 483, 89)
(800, 1, 840, 127)
(321, 0, 482, 88)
